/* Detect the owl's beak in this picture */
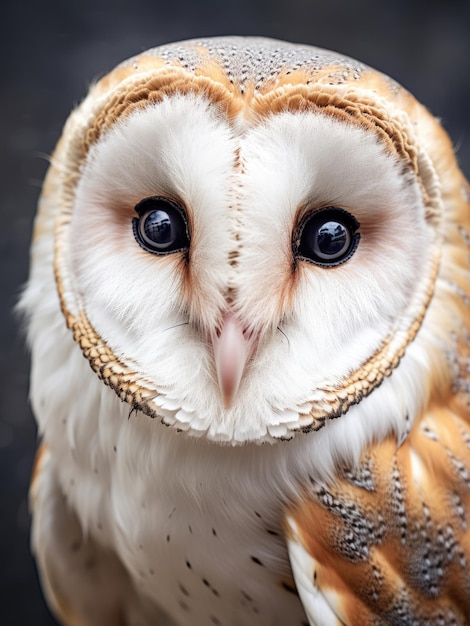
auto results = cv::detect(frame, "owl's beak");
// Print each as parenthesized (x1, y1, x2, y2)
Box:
(212, 313, 257, 409)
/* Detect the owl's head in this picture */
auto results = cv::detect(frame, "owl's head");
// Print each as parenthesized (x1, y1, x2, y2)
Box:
(32, 37, 469, 445)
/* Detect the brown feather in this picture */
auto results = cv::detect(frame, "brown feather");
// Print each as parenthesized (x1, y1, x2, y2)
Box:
(289, 401, 470, 624)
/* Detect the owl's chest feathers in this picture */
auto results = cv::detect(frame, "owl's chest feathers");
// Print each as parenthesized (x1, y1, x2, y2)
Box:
(60, 406, 310, 624)
(119, 451, 294, 619)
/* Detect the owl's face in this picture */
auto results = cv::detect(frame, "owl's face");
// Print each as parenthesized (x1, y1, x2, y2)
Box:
(52, 38, 443, 443)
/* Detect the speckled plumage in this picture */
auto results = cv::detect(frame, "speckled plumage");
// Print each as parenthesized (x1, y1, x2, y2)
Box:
(22, 36, 470, 625)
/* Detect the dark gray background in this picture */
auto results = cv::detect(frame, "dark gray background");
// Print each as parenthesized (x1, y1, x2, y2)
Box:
(3, 0, 469, 624)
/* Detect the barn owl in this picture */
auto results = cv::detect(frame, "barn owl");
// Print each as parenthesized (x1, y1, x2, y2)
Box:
(21, 36, 470, 625)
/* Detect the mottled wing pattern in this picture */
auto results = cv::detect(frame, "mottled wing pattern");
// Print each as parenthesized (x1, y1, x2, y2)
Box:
(287, 401, 470, 625)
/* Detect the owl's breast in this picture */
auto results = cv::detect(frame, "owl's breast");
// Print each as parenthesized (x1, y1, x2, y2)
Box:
(63, 407, 309, 624)
(36, 318, 308, 625)
(106, 460, 308, 626)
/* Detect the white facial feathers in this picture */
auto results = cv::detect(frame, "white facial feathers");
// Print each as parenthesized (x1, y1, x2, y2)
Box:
(66, 93, 433, 443)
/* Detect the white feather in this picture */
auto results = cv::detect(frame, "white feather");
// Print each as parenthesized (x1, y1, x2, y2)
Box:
(287, 518, 343, 626)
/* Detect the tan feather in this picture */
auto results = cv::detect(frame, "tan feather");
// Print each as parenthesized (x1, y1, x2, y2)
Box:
(288, 400, 470, 623)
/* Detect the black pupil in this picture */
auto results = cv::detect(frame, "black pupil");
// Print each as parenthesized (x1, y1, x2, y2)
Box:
(134, 197, 189, 254)
(297, 207, 359, 266)
(143, 210, 174, 248)
(316, 221, 349, 257)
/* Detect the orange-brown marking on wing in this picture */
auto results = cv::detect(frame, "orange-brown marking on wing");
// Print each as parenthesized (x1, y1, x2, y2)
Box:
(288, 402, 470, 624)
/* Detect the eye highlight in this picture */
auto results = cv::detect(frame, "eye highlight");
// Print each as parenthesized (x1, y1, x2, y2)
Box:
(295, 207, 360, 267)
(132, 196, 190, 255)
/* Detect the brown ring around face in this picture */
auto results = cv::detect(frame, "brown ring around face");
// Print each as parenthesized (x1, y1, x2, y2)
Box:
(53, 63, 443, 436)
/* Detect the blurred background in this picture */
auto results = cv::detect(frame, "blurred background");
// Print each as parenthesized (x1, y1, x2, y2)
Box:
(2, 0, 469, 623)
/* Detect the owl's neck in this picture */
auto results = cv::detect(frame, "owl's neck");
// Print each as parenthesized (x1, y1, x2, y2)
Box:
(36, 309, 431, 539)
(28, 270, 432, 541)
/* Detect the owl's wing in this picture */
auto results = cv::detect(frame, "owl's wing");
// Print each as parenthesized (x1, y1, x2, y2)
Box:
(30, 445, 171, 626)
(285, 404, 470, 626)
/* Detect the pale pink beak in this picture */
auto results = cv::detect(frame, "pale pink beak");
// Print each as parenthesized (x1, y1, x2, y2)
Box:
(212, 313, 257, 409)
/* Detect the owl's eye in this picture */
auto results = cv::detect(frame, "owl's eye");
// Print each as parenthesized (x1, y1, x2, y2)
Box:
(296, 207, 360, 267)
(132, 197, 190, 255)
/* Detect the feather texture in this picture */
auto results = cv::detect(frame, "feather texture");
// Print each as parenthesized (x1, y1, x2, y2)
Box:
(287, 403, 470, 623)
